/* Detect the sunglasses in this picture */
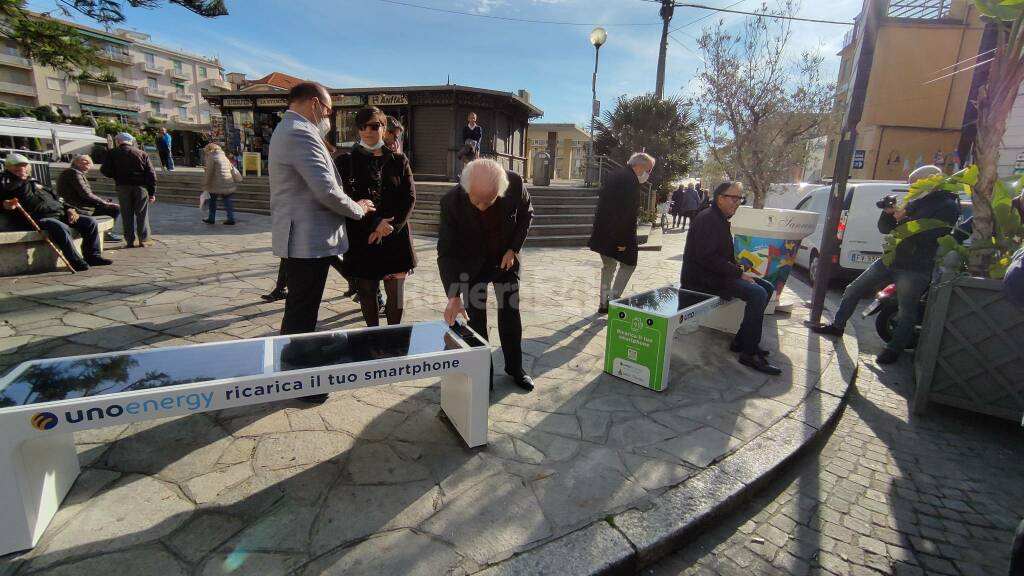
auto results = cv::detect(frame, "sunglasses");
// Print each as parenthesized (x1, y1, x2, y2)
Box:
(360, 122, 383, 131)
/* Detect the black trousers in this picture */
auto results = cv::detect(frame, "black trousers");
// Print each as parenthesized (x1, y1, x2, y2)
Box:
(463, 266, 523, 375)
(91, 203, 121, 222)
(280, 257, 334, 335)
(274, 256, 345, 292)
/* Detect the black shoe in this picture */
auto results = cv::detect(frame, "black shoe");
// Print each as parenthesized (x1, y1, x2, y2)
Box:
(739, 354, 782, 376)
(342, 288, 357, 299)
(261, 288, 287, 302)
(506, 370, 535, 392)
(70, 260, 89, 272)
(811, 323, 845, 336)
(729, 340, 770, 356)
(876, 349, 900, 364)
(104, 232, 122, 242)
(352, 293, 361, 303)
(223, 220, 236, 225)
(598, 304, 608, 315)
(202, 219, 214, 224)
(84, 255, 113, 266)
(299, 394, 328, 404)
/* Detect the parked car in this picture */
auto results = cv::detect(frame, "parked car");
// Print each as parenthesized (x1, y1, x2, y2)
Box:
(793, 181, 909, 284)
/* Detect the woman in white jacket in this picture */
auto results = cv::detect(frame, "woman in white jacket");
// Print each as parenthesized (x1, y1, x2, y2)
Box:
(202, 143, 241, 225)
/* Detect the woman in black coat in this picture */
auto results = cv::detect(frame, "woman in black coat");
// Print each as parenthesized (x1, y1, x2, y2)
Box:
(336, 106, 417, 326)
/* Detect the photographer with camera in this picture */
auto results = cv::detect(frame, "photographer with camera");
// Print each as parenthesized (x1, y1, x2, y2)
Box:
(812, 165, 960, 364)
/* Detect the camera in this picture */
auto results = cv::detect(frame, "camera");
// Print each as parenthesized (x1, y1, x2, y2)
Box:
(876, 195, 898, 209)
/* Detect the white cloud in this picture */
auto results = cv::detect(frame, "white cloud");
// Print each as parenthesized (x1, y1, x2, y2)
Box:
(214, 36, 377, 88)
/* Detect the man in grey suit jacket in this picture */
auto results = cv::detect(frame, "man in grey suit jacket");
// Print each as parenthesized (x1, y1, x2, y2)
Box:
(270, 82, 375, 344)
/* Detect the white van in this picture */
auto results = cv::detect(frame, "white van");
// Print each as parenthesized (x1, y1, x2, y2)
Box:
(793, 181, 909, 283)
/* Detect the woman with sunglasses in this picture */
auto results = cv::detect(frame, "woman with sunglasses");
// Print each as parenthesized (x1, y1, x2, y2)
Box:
(336, 106, 416, 326)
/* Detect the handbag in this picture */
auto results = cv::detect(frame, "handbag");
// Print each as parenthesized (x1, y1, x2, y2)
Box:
(199, 190, 210, 211)
(231, 167, 243, 183)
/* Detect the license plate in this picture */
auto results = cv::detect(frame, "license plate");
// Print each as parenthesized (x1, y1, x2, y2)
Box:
(852, 252, 880, 264)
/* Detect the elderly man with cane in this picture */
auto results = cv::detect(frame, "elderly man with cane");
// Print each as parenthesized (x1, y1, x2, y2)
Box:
(2, 153, 111, 271)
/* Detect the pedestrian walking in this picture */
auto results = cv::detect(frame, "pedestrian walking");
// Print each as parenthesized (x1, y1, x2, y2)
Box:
(201, 143, 241, 225)
(269, 81, 374, 405)
(336, 106, 417, 327)
(438, 158, 535, 391)
(670, 184, 686, 228)
(156, 127, 174, 171)
(457, 112, 483, 166)
(384, 115, 404, 154)
(679, 183, 701, 229)
(588, 152, 655, 314)
(100, 133, 156, 248)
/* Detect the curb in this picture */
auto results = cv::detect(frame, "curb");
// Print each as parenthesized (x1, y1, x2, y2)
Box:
(474, 311, 859, 575)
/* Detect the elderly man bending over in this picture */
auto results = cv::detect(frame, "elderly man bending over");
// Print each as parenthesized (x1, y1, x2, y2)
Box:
(438, 158, 535, 391)
(58, 154, 122, 242)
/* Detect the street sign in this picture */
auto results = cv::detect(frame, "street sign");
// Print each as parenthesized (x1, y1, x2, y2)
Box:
(852, 149, 866, 170)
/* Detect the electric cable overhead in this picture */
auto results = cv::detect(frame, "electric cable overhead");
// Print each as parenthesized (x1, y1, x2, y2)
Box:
(372, 0, 662, 26)
(641, 0, 851, 26)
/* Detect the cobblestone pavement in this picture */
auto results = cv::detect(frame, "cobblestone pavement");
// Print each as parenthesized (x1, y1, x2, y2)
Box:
(650, 280, 1024, 576)
(0, 206, 848, 575)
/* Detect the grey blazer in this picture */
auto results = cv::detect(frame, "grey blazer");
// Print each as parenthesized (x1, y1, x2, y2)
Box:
(270, 110, 365, 259)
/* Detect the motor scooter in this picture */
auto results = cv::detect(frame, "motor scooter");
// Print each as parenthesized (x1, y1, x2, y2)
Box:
(861, 283, 927, 349)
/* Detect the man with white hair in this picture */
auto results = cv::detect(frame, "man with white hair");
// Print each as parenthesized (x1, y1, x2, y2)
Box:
(813, 164, 960, 364)
(588, 151, 655, 314)
(438, 158, 535, 391)
(101, 132, 157, 247)
(57, 154, 122, 242)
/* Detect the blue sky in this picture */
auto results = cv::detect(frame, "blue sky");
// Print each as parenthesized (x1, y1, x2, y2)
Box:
(28, 0, 863, 125)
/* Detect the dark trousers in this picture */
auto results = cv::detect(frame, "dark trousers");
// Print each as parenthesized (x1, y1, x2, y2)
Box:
(1011, 518, 1024, 576)
(116, 185, 150, 245)
(463, 266, 523, 375)
(37, 215, 100, 265)
(280, 257, 333, 335)
(273, 257, 344, 292)
(725, 276, 775, 355)
(158, 149, 174, 171)
(90, 202, 120, 223)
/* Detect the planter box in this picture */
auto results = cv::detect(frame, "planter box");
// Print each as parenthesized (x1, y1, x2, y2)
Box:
(913, 270, 1024, 422)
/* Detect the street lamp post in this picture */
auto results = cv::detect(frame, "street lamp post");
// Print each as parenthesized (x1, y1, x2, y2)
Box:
(587, 26, 607, 188)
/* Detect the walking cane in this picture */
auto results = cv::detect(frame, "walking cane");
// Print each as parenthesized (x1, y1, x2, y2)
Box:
(11, 202, 77, 274)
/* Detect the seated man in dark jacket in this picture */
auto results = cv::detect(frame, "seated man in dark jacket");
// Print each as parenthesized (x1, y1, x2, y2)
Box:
(681, 181, 782, 375)
(1, 153, 111, 271)
(57, 154, 121, 242)
(813, 165, 960, 364)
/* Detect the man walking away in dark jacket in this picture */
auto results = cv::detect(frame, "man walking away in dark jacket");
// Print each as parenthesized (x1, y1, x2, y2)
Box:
(58, 154, 121, 242)
(680, 181, 782, 375)
(589, 152, 655, 314)
(670, 185, 686, 228)
(812, 165, 959, 364)
(101, 133, 157, 248)
(2, 153, 111, 271)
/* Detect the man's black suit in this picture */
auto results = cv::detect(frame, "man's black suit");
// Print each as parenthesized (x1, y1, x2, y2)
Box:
(437, 171, 533, 375)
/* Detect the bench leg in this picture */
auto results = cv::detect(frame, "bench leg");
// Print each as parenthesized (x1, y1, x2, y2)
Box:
(440, 355, 490, 448)
(0, 433, 79, 555)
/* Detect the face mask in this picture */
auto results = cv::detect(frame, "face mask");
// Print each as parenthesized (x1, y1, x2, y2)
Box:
(638, 170, 650, 184)
(360, 139, 385, 150)
(312, 100, 331, 138)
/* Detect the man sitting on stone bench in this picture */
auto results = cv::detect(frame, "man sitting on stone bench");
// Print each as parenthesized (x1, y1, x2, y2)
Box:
(57, 154, 122, 243)
(1, 153, 112, 272)
(680, 180, 781, 376)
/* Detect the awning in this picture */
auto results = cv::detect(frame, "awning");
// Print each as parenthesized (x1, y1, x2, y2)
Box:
(80, 104, 139, 116)
(78, 29, 130, 46)
(0, 125, 106, 143)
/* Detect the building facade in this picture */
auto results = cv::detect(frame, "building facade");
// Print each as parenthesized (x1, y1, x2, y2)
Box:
(822, 0, 985, 181)
(0, 16, 225, 131)
(525, 123, 591, 181)
(204, 84, 542, 180)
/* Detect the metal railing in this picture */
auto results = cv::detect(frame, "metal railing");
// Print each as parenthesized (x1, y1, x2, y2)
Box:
(0, 53, 32, 68)
(0, 80, 36, 97)
(0, 150, 54, 187)
(77, 94, 141, 111)
(887, 0, 952, 19)
(97, 51, 133, 65)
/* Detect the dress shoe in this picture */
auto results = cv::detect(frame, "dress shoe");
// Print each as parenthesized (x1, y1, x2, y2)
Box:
(729, 340, 770, 356)
(876, 349, 900, 364)
(70, 260, 89, 272)
(299, 394, 328, 404)
(202, 219, 214, 224)
(811, 323, 844, 336)
(224, 220, 236, 225)
(506, 371, 535, 392)
(84, 255, 113, 266)
(104, 232, 122, 242)
(261, 288, 287, 302)
(739, 354, 782, 375)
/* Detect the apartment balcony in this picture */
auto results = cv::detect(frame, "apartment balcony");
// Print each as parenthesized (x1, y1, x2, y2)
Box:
(0, 80, 36, 97)
(78, 76, 138, 91)
(886, 0, 953, 20)
(96, 51, 133, 65)
(146, 112, 168, 122)
(77, 93, 140, 112)
(171, 91, 192, 103)
(0, 53, 32, 69)
(142, 86, 164, 98)
(142, 62, 164, 75)
(202, 77, 232, 91)
(171, 115, 202, 127)
(168, 69, 190, 81)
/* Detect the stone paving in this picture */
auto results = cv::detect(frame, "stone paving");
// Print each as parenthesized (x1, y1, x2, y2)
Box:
(1, 206, 847, 575)
(650, 282, 1024, 576)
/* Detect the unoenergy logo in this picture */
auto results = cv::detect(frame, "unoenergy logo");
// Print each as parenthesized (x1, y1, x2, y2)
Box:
(31, 412, 59, 430)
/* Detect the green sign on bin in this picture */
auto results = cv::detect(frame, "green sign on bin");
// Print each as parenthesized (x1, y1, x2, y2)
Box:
(604, 304, 669, 391)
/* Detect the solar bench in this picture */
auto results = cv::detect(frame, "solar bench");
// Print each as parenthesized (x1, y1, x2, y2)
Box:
(0, 320, 490, 555)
